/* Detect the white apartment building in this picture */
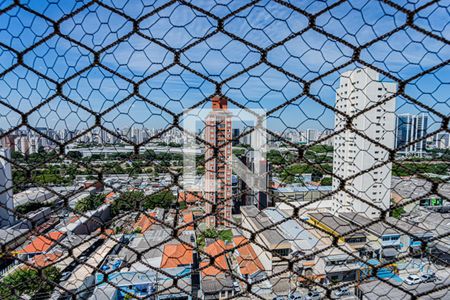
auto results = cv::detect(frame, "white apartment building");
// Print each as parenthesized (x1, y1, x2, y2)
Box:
(0, 148, 14, 227)
(332, 68, 396, 219)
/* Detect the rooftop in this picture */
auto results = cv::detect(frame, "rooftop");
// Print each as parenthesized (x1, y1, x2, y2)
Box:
(233, 236, 264, 276)
(160, 243, 193, 269)
(241, 206, 287, 247)
(308, 212, 366, 238)
(200, 240, 231, 277)
(29, 252, 63, 268)
(264, 208, 324, 253)
(17, 231, 64, 254)
(340, 212, 400, 236)
(133, 212, 156, 233)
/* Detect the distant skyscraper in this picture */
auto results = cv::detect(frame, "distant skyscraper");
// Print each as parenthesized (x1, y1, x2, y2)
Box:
(1, 134, 15, 149)
(29, 137, 41, 154)
(434, 132, 449, 149)
(14, 136, 30, 155)
(232, 128, 240, 146)
(239, 127, 252, 145)
(306, 129, 319, 144)
(395, 113, 428, 156)
(244, 150, 271, 210)
(204, 96, 233, 227)
(0, 148, 14, 227)
(332, 68, 396, 219)
(320, 129, 334, 146)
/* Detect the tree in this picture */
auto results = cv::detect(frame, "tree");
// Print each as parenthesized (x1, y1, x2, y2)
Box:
(0, 266, 60, 299)
(74, 194, 106, 213)
(391, 206, 406, 219)
(143, 191, 176, 210)
(320, 177, 332, 186)
(267, 150, 286, 165)
(143, 150, 157, 161)
(111, 191, 145, 215)
(196, 228, 232, 248)
(66, 151, 82, 160)
(16, 201, 54, 214)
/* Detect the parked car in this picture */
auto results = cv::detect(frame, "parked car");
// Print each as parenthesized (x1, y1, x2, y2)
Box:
(78, 256, 88, 262)
(334, 286, 351, 297)
(405, 274, 421, 285)
(305, 290, 322, 300)
(59, 272, 71, 282)
(420, 273, 438, 283)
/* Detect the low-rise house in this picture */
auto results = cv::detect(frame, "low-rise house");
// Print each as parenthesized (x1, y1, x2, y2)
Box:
(133, 211, 157, 233)
(355, 277, 450, 300)
(160, 243, 194, 269)
(274, 185, 332, 203)
(241, 206, 292, 275)
(29, 252, 63, 268)
(266, 208, 361, 284)
(340, 212, 408, 260)
(200, 240, 236, 300)
(308, 212, 368, 252)
(92, 229, 194, 300)
(231, 236, 272, 296)
(16, 231, 65, 260)
(60, 204, 112, 235)
(180, 210, 195, 232)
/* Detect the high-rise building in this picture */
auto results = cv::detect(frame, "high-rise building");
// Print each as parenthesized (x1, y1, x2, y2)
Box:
(29, 137, 41, 154)
(320, 129, 334, 147)
(1, 134, 16, 149)
(395, 113, 428, 156)
(332, 68, 396, 219)
(244, 150, 271, 210)
(433, 132, 449, 149)
(306, 128, 319, 144)
(204, 96, 233, 227)
(0, 148, 14, 227)
(14, 136, 30, 155)
(232, 128, 240, 146)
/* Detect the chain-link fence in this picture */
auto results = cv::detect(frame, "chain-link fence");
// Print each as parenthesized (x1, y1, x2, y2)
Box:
(0, 0, 449, 299)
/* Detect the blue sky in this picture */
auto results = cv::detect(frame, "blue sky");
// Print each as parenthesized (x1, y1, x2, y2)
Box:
(0, 0, 448, 134)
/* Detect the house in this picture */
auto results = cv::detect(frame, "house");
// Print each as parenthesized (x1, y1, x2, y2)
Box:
(200, 240, 236, 300)
(16, 231, 65, 259)
(133, 212, 157, 233)
(93, 229, 194, 300)
(308, 212, 368, 251)
(240, 206, 292, 275)
(231, 236, 272, 296)
(178, 191, 202, 205)
(29, 252, 63, 268)
(265, 208, 361, 283)
(160, 243, 194, 269)
(340, 212, 407, 260)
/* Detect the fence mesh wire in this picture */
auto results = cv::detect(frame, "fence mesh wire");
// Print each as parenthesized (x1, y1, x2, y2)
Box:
(0, 0, 449, 299)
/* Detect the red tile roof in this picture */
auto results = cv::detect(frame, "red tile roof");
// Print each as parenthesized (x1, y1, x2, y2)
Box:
(133, 212, 156, 233)
(233, 236, 264, 275)
(181, 211, 194, 231)
(17, 231, 64, 254)
(30, 252, 63, 268)
(160, 243, 194, 268)
(200, 240, 230, 277)
(178, 191, 202, 204)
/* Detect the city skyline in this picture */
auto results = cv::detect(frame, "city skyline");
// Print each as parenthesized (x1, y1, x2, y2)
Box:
(0, 2, 448, 131)
(0, 1, 449, 300)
